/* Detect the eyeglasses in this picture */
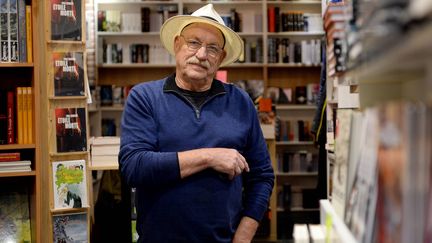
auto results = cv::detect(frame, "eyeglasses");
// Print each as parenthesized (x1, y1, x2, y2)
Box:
(179, 35, 223, 58)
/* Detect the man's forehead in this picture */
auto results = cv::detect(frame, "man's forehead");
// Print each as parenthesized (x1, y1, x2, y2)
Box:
(181, 23, 224, 40)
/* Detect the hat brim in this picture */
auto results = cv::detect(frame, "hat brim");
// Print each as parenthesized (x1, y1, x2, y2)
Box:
(160, 15, 244, 67)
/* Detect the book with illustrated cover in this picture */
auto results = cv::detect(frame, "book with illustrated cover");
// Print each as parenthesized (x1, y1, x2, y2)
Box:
(55, 107, 87, 153)
(53, 52, 84, 96)
(53, 212, 88, 243)
(52, 159, 88, 209)
(0, 183, 31, 242)
(50, 0, 81, 41)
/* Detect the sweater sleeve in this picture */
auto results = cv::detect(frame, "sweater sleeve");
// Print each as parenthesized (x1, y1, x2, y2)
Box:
(118, 86, 180, 188)
(241, 101, 275, 222)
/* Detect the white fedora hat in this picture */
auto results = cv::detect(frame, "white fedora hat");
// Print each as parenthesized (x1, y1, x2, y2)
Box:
(160, 4, 243, 67)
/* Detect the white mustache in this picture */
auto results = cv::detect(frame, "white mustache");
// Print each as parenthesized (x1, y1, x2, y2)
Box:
(186, 56, 210, 69)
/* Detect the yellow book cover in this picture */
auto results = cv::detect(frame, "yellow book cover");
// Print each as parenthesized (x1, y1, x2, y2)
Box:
(16, 87, 23, 144)
(26, 87, 33, 144)
(22, 87, 28, 144)
(25, 5, 32, 63)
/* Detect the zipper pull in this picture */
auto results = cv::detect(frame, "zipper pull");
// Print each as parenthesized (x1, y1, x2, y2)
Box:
(195, 109, 200, 119)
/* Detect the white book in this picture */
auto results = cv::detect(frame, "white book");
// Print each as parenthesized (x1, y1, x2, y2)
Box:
(293, 224, 309, 243)
(52, 160, 88, 210)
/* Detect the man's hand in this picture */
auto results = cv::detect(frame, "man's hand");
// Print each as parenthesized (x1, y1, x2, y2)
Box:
(178, 148, 249, 179)
(206, 148, 250, 179)
(233, 216, 259, 243)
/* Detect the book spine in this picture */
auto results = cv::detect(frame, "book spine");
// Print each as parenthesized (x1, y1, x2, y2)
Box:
(17, 0, 25, 62)
(16, 86, 23, 144)
(22, 86, 28, 144)
(267, 7, 275, 33)
(26, 87, 32, 143)
(7, 90, 14, 144)
(9, 0, 18, 62)
(0, 0, 9, 62)
(25, 5, 31, 62)
(0, 152, 20, 161)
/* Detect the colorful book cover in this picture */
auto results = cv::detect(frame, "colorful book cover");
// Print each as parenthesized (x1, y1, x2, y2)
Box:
(53, 52, 85, 96)
(0, 183, 31, 242)
(0, 0, 9, 62)
(52, 212, 88, 243)
(50, 0, 82, 41)
(55, 107, 87, 153)
(52, 159, 88, 209)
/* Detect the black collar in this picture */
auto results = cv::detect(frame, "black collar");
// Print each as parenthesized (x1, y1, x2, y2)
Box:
(163, 73, 226, 96)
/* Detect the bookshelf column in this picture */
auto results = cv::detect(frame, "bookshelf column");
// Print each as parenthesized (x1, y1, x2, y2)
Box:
(38, 0, 92, 242)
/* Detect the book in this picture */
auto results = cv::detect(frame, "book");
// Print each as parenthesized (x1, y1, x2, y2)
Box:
(17, 0, 26, 62)
(0, 152, 20, 161)
(0, 183, 31, 242)
(52, 212, 88, 242)
(25, 5, 31, 62)
(22, 86, 28, 144)
(9, 0, 19, 62)
(16, 86, 24, 144)
(50, 0, 82, 41)
(7, 90, 14, 144)
(52, 159, 88, 209)
(53, 52, 85, 96)
(55, 107, 87, 153)
(26, 87, 32, 143)
(0, 0, 8, 62)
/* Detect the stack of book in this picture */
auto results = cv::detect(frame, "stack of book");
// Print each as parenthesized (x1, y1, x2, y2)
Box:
(90, 136, 120, 169)
(323, 2, 348, 76)
(0, 152, 31, 173)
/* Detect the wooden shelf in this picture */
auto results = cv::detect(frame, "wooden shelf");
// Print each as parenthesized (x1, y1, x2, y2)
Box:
(267, 63, 321, 68)
(276, 104, 316, 110)
(267, 31, 325, 37)
(89, 164, 119, 171)
(0, 170, 36, 177)
(97, 31, 160, 36)
(184, 1, 262, 5)
(267, 0, 321, 5)
(276, 141, 314, 146)
(276, 172, 318, 176)
(0, 62, 34, 67)
(0, 144, 36, 150)
(98, 63, 176, 68)
(100, 106, 124, 111)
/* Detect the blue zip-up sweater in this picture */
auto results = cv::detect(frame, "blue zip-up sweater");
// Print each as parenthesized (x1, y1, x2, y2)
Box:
(119, 74, 274, 243)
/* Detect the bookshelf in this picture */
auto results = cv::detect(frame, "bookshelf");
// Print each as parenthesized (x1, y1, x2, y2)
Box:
(90, 0, 324, 241)
(0, 0, 42, 242)
(321, 0, 432, 242)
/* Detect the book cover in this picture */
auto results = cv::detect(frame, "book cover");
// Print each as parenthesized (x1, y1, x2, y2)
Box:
(53, 52, 85, 96)
(52, 212, 88, 243)
(52, 159, 88, 209)
(22, 86, 28, 144)
(55, 107, 87, 153)
(50, 0, 82, 41)
(0, 183, 31, 242)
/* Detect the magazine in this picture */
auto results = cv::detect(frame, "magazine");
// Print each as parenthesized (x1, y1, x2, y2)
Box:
(51, 0, 82, 41)
(53, 52, 85, 96)
(55, 107, 87, 153)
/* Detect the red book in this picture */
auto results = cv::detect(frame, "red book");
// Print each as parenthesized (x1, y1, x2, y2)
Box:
(7, 91, 15, 144)
(268, 7, 275, 33)
(0, 152, 21, 162)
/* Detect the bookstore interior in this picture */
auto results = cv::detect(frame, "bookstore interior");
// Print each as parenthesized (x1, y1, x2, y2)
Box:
(0, 0, 431, 242)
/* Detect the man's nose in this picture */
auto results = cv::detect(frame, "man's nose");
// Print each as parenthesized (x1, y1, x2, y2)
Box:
(195, 46, 208, 60)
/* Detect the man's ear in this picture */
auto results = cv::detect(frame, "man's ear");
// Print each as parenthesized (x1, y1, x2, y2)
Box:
(173, 36, 181, 53)
(218, 51, 227, 65)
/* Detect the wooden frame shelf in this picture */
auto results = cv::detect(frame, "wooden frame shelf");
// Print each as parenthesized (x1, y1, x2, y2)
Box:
(0, 144, 36, 150)
(0, 171, 37, 177)
(0, 63, 34, 67)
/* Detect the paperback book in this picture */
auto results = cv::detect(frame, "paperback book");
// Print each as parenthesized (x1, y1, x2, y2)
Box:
(51, 0, 82, 41)
(55, 107, 87, 153)
(52, 159, 88, 209)
(0, 183, 31, 242)
(53, 52, 85, 96)
(53, 212, 88, 243)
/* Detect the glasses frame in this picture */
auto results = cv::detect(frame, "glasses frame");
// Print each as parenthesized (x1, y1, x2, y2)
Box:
(179, 35, 224, 59)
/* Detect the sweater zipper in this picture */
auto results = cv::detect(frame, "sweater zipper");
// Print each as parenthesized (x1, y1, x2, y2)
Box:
(168, 90, 226, 120)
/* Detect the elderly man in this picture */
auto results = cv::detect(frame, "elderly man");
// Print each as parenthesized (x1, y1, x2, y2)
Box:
(119, 4, 274, 243)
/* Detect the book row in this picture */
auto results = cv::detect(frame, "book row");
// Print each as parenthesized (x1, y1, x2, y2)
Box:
(0, 87, 33, 145)
(266, 83, 320, 105)
(276, 151, 318, 173)
(276, 119, 314, 143)
(277, 185, 319, 211)
(267, 38, 322, 65)
(0, 0, 32, 63)
(268, 7, 323, 33)
(98, 6, 263, 34)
